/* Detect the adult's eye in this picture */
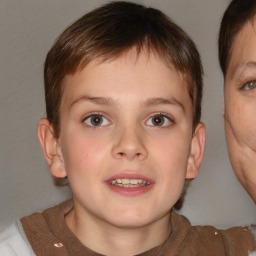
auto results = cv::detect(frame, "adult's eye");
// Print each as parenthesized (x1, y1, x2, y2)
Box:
(146, 114, 173, 127)
(243, 81, 256, 90)
(84, 114, 110, 127)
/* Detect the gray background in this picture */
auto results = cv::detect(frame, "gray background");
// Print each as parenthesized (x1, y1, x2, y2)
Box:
(0, 0, 255, 232)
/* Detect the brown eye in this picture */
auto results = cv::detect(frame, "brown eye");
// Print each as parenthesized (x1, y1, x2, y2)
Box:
(91, 115, 103, 126)
(152, 115, 164, 126)
(146, 114, 172, 127)
(84, 114, 110, 127)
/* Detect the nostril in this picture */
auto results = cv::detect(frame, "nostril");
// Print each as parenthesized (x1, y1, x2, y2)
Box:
(117, 152, 141, 158)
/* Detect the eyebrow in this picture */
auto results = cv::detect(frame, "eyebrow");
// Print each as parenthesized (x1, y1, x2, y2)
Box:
(70, 95, 117, 108)
(143, 97, 185, 113)
(231, 61, 256, 80)
(70, 95, 185, 113)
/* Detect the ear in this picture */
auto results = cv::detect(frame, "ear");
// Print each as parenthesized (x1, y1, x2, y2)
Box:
(186, 122, 206, 179)
(37, 118, 67, 178)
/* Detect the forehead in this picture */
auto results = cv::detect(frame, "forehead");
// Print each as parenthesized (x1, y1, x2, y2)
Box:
(63, 49, 188, 97)
(227, 19, 256, 80)
(60, 50, 192, 112)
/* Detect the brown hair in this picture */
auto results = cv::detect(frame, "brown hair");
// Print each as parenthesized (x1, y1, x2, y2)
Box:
(218, 0, 256, 76)
(44, 1, 203, 136)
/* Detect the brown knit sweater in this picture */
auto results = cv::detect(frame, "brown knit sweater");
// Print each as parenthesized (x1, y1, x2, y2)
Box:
(20, 200, 255, 256)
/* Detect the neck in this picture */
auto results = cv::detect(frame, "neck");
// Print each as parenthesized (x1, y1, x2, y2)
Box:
(65, 206, 171, 256)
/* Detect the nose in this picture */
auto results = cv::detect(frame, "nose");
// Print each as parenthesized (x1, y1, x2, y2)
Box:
(112, 126, 148, 161)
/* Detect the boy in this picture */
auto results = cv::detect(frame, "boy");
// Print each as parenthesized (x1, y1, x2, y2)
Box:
(0, 1, 255, 255)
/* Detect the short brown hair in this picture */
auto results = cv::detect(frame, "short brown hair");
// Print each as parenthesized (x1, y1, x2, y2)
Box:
(218, 0, 256, 76)
(44, 1, 203, 136)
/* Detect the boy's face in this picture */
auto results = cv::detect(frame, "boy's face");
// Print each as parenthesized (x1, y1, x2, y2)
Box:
(41, 49, 204, 229)
(224, 20, 256, 203)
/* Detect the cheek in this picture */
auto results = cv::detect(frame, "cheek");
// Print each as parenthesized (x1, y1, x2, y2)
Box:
(225, 96, 256, 148)
(151, 134, 191, 172)
(60, 134, 107, 174)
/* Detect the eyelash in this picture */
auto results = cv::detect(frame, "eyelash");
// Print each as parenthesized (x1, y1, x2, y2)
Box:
(145, 113, 174, 127)
(81, 112, 174, 128)
(241, 80, 256, 91)
(82, 112, 111, 128)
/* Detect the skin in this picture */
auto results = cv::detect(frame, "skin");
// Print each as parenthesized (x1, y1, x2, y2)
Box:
(38, 49, 205, 255)
(224, 20, 256, 203)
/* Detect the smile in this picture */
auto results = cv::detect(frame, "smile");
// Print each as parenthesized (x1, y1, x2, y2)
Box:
(109, 178, 151, 187)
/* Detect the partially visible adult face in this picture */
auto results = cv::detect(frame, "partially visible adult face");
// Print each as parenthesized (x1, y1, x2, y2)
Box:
(224, 19, 256, 203)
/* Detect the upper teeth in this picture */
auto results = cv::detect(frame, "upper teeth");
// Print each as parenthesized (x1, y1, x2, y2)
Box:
(110, 178, 150, 186)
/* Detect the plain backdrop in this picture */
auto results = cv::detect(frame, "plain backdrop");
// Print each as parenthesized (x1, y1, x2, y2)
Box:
(0, 0, 255, 232)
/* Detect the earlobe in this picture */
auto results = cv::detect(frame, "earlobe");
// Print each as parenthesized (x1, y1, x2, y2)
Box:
(186, 122, 206, 179)
(37, 118, 67, 178)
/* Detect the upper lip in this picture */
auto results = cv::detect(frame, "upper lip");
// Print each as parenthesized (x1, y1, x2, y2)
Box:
(105, 173, 154, 184)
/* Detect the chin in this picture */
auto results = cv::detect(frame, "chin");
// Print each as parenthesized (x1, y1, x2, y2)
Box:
(108, 207, 168, 229)
(110, 218, 153, 229)
(104, 209, 145, 227)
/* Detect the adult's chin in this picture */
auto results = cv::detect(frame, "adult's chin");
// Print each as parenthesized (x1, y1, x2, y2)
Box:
(225, 124, 256, 204)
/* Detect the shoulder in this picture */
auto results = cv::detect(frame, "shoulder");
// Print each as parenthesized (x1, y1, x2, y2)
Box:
(0, 200, 72, 256)
(193, 224, 256, 255)
(249, 225, 256, 256)
(171, 212, 255, 255)
(250, 225, 256, 240)
(0, 221, 34, 256)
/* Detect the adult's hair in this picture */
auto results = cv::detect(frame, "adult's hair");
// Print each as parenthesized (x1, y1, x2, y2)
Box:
(218, 0, 256, 76)
(44, 1, 203, 136)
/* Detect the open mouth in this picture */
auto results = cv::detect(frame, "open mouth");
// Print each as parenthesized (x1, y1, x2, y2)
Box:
(109, 178, 151, 188)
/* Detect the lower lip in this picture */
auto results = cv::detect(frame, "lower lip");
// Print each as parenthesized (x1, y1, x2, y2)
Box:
(106, 182, 154, 196)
